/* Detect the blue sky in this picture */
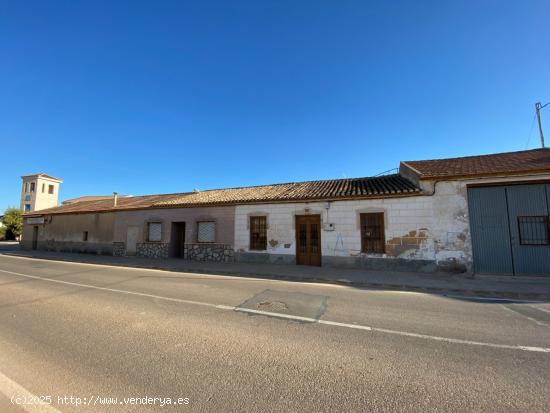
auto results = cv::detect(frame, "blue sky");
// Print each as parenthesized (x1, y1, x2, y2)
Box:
(1, 0, 549, 210)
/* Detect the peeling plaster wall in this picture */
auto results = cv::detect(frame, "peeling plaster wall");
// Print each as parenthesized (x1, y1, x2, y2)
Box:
(234, 184, 472, 271)
(21, 212, 115, 254)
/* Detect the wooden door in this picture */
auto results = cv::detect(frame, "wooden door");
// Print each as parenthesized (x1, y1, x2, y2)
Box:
(295, 215, 322, 266)
(126, 226, 139, 256)
(32, 226, 38, 250)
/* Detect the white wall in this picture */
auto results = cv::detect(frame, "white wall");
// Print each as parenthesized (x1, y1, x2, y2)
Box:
(235, 181, 472, 267)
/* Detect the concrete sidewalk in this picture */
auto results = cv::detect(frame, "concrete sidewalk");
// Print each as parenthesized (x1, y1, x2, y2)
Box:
(3, 248, 550, 300)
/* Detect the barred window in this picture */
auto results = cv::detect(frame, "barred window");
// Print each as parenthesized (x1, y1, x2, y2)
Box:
(250, 216, 267, 250)
(197, 221, 216, 243)
(360, 213, 385, 253)
(518, 216, 549, 245)
(147, 222, 162, 242)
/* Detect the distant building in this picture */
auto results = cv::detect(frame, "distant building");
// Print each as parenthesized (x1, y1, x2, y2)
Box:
(20, 173, 63, 213)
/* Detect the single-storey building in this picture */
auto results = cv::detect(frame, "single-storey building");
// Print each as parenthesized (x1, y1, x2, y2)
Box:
(21, 148, 550, 275)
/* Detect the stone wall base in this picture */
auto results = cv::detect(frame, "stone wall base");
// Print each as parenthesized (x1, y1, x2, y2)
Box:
(112, 242, 126, 257)
(136, 242, 169, 259)
(236, 252, 468, 273)
(184, 244, 234, 262)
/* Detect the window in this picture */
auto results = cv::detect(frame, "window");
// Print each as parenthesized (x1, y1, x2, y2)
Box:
(30, 182, 35, 192)
(83, 231, 88, 241)
(250, 216, 267, 250)
(147, 222, 162, 242)
(42, 183, 45, 193)
(197, 221, 215, 243)
(48, 185, 54, 194)
(24, 204, 31, 212)
(24, 182, 29, 193)
(25, 195, 31, 201)
(360, 213, 385, 253)
(518, 216, 549, 245)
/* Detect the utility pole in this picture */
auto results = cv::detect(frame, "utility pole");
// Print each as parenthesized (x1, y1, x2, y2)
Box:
(536, 102, 549, 148)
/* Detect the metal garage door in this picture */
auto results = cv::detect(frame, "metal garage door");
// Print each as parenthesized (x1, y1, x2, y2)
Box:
(468, 184, 550, 276)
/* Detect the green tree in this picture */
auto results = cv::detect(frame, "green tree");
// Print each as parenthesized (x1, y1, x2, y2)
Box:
(2, 207, 23, 240)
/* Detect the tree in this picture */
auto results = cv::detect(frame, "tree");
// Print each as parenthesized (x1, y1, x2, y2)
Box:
(2, 207, 23, 240)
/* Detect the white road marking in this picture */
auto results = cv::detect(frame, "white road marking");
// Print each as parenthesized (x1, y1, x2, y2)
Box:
(0, 370, 61, 413)
(444, 294, 542, 304)
(0, 254, 347, 289)
(1, 268, 550, 353)
(531, 305, 550, 314)
(501, 305, 550, 329)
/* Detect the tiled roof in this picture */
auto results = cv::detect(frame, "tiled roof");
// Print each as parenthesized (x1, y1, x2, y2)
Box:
(156, 175, 419, 207)
(63, 195, 124, 204)
(402, 148, 550, 179)
(25, 174, 420, 215)
(29, 193, 190, 216)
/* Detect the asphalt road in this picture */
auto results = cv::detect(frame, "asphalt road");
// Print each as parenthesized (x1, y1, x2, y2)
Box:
(0, 254, 549, 412)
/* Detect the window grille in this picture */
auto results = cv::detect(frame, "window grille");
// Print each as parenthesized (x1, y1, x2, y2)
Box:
(197, 221, 215, 243)
(518, 216, 549, 245)
(148, 222, 162, 242)
(360, 213, 385, 253)
(250, 216, 267, 250)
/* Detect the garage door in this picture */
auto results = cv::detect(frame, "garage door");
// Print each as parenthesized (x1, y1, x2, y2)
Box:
(468, 184, 550, 276)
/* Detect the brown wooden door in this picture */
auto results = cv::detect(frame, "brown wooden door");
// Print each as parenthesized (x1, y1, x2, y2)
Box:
(295, 215, 322, 266)
(32, 226, 38, 250)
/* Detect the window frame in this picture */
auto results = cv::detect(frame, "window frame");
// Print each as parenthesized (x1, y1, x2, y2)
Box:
(197, 221, 216, 243)
(147, 222, 163, 243)
(360, 212, 386, 254)
(249, 216, 267, 251)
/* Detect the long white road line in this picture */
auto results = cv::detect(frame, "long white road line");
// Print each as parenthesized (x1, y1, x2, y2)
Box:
(1, 268, 549, 354)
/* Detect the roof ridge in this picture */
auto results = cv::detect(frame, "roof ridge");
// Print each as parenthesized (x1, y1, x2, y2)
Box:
(176, 173, 402, 195)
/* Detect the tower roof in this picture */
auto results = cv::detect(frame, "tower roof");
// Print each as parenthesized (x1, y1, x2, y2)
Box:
(21, 173, 63, 182)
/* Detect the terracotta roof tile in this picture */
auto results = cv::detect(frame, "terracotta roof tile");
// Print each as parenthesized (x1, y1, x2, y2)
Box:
(154, 175, 419, 207)
(25, 175, 419, 215)
(403, 148, 550, 179)
(28, 193, 189, 215)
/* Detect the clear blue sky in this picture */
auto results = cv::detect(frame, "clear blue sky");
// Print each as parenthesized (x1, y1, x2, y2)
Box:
(1, 0, 549, 210)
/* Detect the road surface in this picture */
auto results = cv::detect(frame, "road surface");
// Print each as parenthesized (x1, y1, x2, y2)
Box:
(0, 254, 549, 412)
